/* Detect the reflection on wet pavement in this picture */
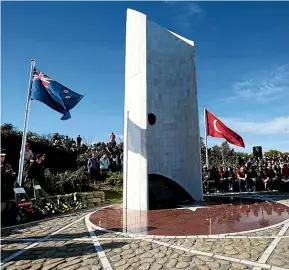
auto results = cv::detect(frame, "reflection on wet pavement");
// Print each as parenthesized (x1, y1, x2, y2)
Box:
(90, 196, 289, 235)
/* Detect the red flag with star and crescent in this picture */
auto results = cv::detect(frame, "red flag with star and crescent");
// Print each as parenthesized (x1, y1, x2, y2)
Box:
(205, 109, 245, 148)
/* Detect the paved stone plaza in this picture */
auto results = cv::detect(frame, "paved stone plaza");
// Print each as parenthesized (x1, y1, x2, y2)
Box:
(1, 194, 289, 270)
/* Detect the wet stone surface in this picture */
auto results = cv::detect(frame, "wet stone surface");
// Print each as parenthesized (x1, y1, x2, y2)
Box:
(90, 197, 289, 236)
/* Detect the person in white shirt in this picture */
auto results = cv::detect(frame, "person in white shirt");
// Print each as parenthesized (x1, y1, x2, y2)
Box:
(22, 143, 34, 169)
(24, 144, 34, 159)
(100, 155, 109, 181)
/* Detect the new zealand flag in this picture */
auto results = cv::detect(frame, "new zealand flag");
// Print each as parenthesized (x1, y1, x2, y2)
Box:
(31, 68, 84, 120)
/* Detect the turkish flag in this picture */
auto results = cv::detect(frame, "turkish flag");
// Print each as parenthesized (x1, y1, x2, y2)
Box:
(205, 109, 245, 148)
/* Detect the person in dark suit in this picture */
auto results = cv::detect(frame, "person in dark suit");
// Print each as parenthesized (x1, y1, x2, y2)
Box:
(1, 152, 16, 201)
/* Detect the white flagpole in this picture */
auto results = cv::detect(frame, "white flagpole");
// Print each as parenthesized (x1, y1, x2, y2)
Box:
(17, 59, 36, 187)
(204, 106, 209, 168)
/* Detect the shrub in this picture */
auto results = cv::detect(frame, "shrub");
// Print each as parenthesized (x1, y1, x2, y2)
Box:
(77, 152, 91, 167)
(106, 172, 123, 186)
(65, 166, 88, 192)
(45, 167, 89, 195)
(45, 169, 63, 195)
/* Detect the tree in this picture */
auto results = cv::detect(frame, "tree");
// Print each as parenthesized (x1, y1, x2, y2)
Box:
(264, 150, 282, 157)
(1, 123, 15, 132)
(200, 137, 206, 165)
(209, 145, 222, 168)
(235, 152, 253, 160)
(42, 133, 53, 141)
(204, 141, 243, 169)
(201, 139, 236, 168)
(221, 141, 239, 168)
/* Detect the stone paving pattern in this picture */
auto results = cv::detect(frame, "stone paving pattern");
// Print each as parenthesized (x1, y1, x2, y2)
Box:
(268, 238, 289, 268)
(1, 240, 102, 270)
(238, 224, 284, 237)
(158, 238, 271, 262)
(1, 194, 289, 270)
(51, 218, 90, 239)
(1, 212, 87, 239)
(101, 239, 253, 270)
(1, 211, 91, 262)
(1, 241, 30, 261)
(93, 231, 127, 238)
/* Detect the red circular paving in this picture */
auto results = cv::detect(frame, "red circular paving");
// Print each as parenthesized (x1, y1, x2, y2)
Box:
(90, 197, 289, 236)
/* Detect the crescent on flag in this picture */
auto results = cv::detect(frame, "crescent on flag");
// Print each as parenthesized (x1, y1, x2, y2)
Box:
(213, 119, 222, 133)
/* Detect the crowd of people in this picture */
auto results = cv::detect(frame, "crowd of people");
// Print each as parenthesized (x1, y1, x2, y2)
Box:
(51, 133, 83, 152)
(1, 132, 123, 201)
(202, 156, 289, 193)
(1, 130, 289, 205)
(85, 133, 123, 182)
(49, 132, 124, 178)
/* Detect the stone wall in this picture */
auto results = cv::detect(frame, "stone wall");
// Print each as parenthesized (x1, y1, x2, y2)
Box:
(81, 191, 105, 208)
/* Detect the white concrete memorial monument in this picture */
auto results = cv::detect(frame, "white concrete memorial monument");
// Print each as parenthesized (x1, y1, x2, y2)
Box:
(123, 9, 203, 211)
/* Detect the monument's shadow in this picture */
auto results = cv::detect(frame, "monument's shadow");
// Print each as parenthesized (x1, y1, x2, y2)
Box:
(148, 174, 194, 210)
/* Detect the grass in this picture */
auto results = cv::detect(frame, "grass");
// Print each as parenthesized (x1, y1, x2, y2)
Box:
(92, 182, 123, 204)
(105, 189, 123, 204)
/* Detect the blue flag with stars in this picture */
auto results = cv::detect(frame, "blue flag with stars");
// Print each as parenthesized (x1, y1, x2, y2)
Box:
(31, 68, 84, 120)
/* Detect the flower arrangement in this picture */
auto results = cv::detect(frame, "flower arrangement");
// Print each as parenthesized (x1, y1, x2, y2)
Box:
(3, 193, 88, 226)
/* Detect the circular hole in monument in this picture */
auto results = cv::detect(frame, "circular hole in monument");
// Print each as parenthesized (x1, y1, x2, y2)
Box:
(148, 113, 156, 125)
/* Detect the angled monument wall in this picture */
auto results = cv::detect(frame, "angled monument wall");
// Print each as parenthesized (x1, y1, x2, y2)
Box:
(123, 9, 203, 211)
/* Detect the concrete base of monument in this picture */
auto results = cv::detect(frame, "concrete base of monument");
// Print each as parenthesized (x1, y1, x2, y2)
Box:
(89, 196, 289, 237)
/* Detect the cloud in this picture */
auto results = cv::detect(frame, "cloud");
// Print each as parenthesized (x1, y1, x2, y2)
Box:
(219, 116, 289, 135)
(183, 2, 205, 16)
(167, 2, 206, 30)
(231, 64, 289, 102)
